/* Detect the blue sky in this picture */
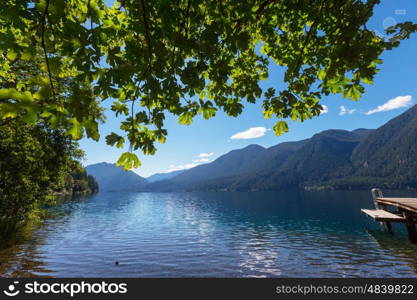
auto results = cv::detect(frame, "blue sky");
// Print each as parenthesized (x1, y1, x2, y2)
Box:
(80, 0, 417, 177)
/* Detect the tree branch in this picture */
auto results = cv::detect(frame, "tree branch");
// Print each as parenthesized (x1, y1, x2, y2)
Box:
(291, 1, 324, 79)
(40, 0, 55, 96)
(256, 0, 277, 20)
(88, 0, 97, 54)
(140, 0, 152, 64)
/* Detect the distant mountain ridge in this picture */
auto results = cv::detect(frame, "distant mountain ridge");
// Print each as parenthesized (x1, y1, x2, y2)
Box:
(145, 105, 417, 191)
(171, 144, 266, 184)
(86, 162, 148, 192)
(89, 105, 417, 192)
(146, 170, 185, 182)
(159, 128, 373, 191)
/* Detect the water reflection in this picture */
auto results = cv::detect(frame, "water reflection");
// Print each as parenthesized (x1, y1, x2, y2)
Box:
(1, 190, 417, 277)
(366, 229, 417, 275)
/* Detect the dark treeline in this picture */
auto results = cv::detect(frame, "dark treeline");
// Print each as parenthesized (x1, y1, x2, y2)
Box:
(0, 118, 98, 241)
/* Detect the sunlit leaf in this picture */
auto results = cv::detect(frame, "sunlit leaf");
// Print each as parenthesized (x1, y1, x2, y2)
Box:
(116, 152, 141, 171)
(273, 121, 289, 136)
(66, 118, 83, 140)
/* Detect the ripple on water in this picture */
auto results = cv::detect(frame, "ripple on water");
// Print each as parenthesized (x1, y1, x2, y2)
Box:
(1, 191, 417, 277)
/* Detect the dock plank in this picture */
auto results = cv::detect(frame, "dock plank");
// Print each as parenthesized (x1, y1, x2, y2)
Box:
(361, 209, 406, 222)
(364, 196, 417, 241)
(376, 198, 417, 214)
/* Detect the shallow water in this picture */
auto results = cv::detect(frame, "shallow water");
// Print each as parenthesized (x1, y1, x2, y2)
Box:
(1, 190, 417, 277)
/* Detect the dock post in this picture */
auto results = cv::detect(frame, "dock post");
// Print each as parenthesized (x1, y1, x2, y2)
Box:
(371, 188, 392, 233)
(402, 211, 417, 243)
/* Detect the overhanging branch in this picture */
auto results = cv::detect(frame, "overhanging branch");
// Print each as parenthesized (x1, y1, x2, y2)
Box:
(40, 0, 55, 96)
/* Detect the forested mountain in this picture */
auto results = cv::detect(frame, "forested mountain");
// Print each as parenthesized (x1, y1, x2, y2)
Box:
(160, 129, 372, 191)
(92, 105, 417, 192)
(329, 105, 417, 189)
(146, 105, 417, 191)
(86, 163, 148, 192)
(277, 130, 367, 182)
(171, 144, 267, 184)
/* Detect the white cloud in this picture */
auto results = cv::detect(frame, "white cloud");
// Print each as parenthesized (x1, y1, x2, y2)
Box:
(198, 152, 214, 158)
(166, 163, 199, 173)
(339, 106, 356, 116)
(193, 158, 210, 163)
(166, 154, 213, 173)
(365, 95, 412, 115)
(231, 127, 267, 140)
(320, 105, 329, 114)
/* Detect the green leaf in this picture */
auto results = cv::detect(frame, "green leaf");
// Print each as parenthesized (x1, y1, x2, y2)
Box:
(265, 88, 276, 99)
(33, 85, 51, 100)
(263, 109, 273, 119)
(6, 50, 17, 61)
(0, 89, 33, 102)
(21, 50, 33, 60)
(198, 106, 217, 120)
(178, 112, 193, 125)
(66, 118, 83, 140)
(83, 119, 100, 141)
(361, 77, 372, 85)
(20, 102, 39, 124)
(157, 135, 166, 144)
(106, 132, 125, 148)
(0, 103, 20, 119)
(343, 85, 361, 101)
(273, 121, 288, 136)
(318, 69, 326, 80)
(111, 102, 129, 117)
(116, 152, 141, 171)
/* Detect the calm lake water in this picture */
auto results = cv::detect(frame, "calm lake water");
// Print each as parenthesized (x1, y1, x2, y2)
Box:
(1, 190, 417, 277)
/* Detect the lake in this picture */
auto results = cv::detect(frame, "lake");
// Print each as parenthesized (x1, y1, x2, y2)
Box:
(1, 190, 417, 277)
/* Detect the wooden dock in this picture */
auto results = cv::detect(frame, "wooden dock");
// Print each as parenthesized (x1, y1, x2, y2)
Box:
(361, 209, 405, 222)
(361, 189, 417, 243)
(375, 198, 417, 214)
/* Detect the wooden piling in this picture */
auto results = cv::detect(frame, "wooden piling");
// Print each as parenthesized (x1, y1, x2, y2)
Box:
(402, 210, 417, 243)
(362, 192, 417, 243)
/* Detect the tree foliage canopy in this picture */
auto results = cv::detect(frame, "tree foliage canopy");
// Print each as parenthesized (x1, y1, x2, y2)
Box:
(1, 0, 416, 169)
(0, 117, 97, 238)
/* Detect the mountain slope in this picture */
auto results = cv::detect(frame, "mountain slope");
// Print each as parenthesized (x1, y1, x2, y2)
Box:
(146, 170, 185, 183)
(281, 130, 364, 181)
(148, 128, 375, 191)
(228, 129, 369, 190)
(346, 104, 417, 188)
(137, 105, 417, 192)
(86, 162, 148, 192)
(250, 139, 309, 173)
(170, 144, 267, 185)
(197, 139, 310, 191)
